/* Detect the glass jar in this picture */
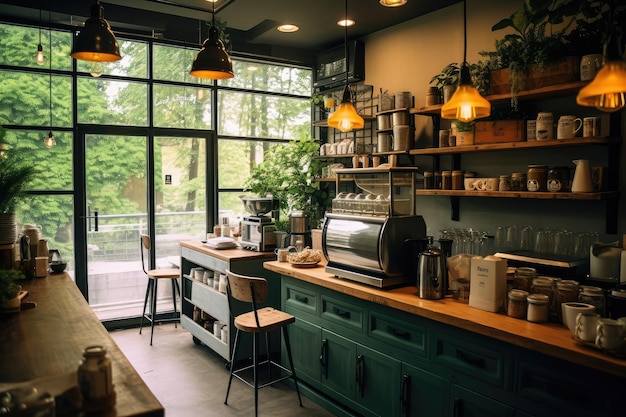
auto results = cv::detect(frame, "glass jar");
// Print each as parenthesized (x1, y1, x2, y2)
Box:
(579, 285, 606, 317)
(452, 170, 464, 190)
(511, 172, 526, 191)
(434, 171, 442, 189)
(507, 289, 529, 319)
(499, 175, 511, 191)
(527, 294, 550, 323)
(513, 267, 536, 292)
(441, 170, 452, 190)
(527, 164, 547, 192)
(77, 345, 114, 410)
(556, 279, 580, 322)
(423, 171, 434, 189)
(531, 277, 556, 321)
(547, 166, 569, 192)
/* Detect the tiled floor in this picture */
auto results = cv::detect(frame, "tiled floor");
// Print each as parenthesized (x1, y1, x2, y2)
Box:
(110, 324, 337, 417)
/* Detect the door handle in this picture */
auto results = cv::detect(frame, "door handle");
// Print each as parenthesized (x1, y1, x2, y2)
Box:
(320, 339, 328, 379)
(401, 374, 411, 417)
(356, 354, 364, 397)
(86, 206, 99, 232)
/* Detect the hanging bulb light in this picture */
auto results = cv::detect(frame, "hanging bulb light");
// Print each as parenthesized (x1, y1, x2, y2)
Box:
(36, 8, 44, 65)
(441, 0, 490, 122)
(327, 0, 364, 132)
(71, 1, 121, 62)
(576, 14, 626, 113)
(189, 0, 234, 79)
(45, 30, 55, 149)
(44, 131, 56, 148)
(89, 62, 104, 77)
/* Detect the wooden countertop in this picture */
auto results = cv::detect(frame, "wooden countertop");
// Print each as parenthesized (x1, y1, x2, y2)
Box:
(0, 273, 163, 417)
(264, 261, 626, 379)
(180, 240, 276, 263)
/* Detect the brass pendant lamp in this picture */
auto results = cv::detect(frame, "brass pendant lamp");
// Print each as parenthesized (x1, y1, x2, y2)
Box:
(327, 0, 364, 132)
(576, 3, 626, 113)
(70, 1, 121, 62)
(441, 0, 490, 122)
(189, 0, 234, 80)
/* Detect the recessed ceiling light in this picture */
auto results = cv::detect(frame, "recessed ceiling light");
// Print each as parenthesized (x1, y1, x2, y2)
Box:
(379, 0, 407, 7)
(337, 19, 355, 27)
(277, 24, 299, 33)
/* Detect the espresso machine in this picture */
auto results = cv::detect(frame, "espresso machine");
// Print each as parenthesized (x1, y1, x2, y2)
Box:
(239, 196, 279, 252)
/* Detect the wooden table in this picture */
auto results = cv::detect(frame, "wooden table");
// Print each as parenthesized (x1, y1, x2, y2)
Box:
(0, 273, 164, 417)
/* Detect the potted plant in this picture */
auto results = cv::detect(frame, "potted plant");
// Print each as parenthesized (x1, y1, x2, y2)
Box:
(0, 131, 36, 246)
(452, 120, 475, 146)
(0, 268, 24, 311)
(244, 136, 331, 229)
(430, 63, 460, 103)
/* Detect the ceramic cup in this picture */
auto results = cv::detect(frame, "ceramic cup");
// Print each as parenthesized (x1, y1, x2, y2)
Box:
(595, 318, 625, 351)
(536, 112, 554, 140)
(582, 116, 601, 137)
(275, 248, 290, 262)
(580, 54, 603, 81)
(575, 312, 600, 342)
(562, 302, 595, 334)
(526, 119, 537, 141)
(557, 115, 582, 139)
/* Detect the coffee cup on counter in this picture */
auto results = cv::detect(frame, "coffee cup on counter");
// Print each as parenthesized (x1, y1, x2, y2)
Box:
(563, 302, 595, 334)
(595, 318, 625, 351)
(575, 311, 599, 341)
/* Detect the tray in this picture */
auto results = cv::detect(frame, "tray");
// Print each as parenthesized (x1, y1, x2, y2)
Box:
(289, 261, 320, 268)
(573, 335, 626, 359)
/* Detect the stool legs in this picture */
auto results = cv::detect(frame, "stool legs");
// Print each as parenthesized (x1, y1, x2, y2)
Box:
(150, 279, 159, 345)
(282, 326, 302, 407)
(224, 328, 242, 405)
(139, 278, 180, 345)
(138, 279, 152, 335)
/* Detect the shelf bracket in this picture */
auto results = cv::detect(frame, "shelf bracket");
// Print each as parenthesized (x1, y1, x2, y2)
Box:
(450, 196, 460, 222)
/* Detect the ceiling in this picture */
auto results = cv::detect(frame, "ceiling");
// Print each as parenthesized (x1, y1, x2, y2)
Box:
(0, 0, 461, 62)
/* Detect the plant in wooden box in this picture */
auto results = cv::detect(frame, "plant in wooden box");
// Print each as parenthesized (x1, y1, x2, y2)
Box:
(452, 120, 475, 146)
(430, 63, 460, 103)
(244, 136, 330, 228)
(0, 269, 24, 311)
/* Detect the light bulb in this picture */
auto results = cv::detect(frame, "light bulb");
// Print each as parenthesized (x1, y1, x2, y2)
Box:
(90, 62, 104, 77)
(44, 131, 56, 148)
(36, 44, 44, 66)
(594, 92, 626, 112)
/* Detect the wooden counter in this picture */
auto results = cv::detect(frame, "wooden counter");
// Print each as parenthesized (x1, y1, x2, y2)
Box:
(264, 260, 626, 379)
(0, 273, 163, 417)
(180, 240, 276, 263)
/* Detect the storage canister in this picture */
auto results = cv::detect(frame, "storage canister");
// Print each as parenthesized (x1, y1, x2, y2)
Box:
(77, 345, 114, 411)
(377, 114, 391, 130)
(511, 172, 526, 191)
(527, 294, 550, 323)
(377, 133, 392, 152)
(579, 285, 605, 317)
(499, 175, 511, 191)
(531, 277, 556, 321)
(556, 279, 580, 322)
(547, 166, 569, 192)
(441, 170, 451, 190)
(391, 110, 409, 126)
(423, 171, 434, 189)
(434, 171, 442, 189)
(513, 267, 536, 292)
(527, 164, 547, 192)
(507, 289, 529, 319)
(426, 87, 440, 106)
(452, 170, 464, 190)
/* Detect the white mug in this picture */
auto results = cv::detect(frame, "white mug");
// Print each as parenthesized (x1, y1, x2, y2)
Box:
(275, 248, 289, 262)
(580, 54, 603, 81)
(575, 312, 599, 342)
(536, 112, 554, 140)
(595, 318, 625, 351)
(557, 115, 582, 139)
(582, 116, 601, 137)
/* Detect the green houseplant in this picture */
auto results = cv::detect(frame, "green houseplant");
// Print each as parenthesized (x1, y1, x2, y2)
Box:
(0, 268, 23, 309)
(452, 120, 475, 145)
(244, 136, 330, 228)
(430, 63, 460, 103)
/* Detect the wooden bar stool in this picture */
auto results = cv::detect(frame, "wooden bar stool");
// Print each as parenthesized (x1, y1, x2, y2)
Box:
(224, 269, 302, 417)
(138, 234, 180, 345)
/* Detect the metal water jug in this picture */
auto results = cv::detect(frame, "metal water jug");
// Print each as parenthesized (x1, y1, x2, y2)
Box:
(418, 247, 446, 300)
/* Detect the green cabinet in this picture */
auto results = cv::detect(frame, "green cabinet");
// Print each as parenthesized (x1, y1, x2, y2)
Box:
(450, 385, 514, 417)
(401, 363, 448, 417)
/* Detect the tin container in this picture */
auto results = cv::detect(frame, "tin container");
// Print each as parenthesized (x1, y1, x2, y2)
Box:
(511, 172, 526, 191)
(527, 165, 547, 192)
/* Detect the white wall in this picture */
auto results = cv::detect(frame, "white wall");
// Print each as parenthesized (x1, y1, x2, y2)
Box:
(361, 0, 625, 242)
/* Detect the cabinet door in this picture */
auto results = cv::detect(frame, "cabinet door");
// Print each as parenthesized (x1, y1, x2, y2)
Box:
(289, 318, 322, 385)
(401, 363, 448, 417)
(450, 385, 514, 417)
(322, 329, 357, 401)
(356, 344, 401, 417)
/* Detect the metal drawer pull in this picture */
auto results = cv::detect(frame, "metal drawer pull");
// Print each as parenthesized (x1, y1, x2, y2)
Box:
(453, 397, 464, 417)
(401, 374, 411, 417)
(388, 325, 410, 340)
(355, 354, 364, 397)
(295, 294, 309, 304)
(456, 349, 486, 369)
(332, 306, 351, 319)
(320, 339, 328, 379)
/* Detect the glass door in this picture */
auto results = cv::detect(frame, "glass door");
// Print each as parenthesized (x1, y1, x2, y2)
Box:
(83, 133, 209, 321)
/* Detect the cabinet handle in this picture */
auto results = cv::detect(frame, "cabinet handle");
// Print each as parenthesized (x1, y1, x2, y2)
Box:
(356, 354, 364, 397)
(453, 398, 464, 417)
(456, 349, 486, 369)
(333, 306, 351, 319)
(295, 294, 309, 304)
(388, 325, 410, 340)
(320, 339, 328, 379)
(401, 374, 411, 417)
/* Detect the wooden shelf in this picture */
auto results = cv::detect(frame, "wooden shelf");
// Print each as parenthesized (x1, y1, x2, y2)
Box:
(409, 137, 617, 155)
(415, 189, 618, 200)
(376, 107, 411, 115)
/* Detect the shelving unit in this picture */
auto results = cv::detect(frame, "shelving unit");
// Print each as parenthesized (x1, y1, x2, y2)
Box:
(408, 82, 622, 233)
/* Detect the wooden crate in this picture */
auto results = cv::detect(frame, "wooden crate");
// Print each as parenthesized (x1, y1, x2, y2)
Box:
(488, 56, 581, 95)
(475, 120, 525, 144)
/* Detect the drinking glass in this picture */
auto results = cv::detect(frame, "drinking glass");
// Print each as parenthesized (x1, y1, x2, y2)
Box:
(534, 229, 552, 254)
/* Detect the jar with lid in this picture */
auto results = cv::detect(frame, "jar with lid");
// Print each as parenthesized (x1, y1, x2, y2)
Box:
(507, 289, 529, 319)
(579, 285, 605, 316)
(77, 345, 115, 411)
(527, 294, 550, 323)
(513, 267, 536, 292)
(547, 166, 570, 192)
(527, 164, 547, 192)
(441, 170, 452, 190)
(452, 170, 464, 190)
(511, 172, 526, 191)
(499, 175, 511, 191)
(531, 277, 556, 321)
(556, 280, 580, 322)
(434, 171, 442, 189)
(423, 171, 434, 189)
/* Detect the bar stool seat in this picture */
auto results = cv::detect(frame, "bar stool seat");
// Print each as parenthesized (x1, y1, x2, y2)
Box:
(224, 269, 302, 416)
(138, 234, 180, 345)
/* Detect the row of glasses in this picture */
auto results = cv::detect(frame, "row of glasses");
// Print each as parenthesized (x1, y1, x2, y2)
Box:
(439, 228, 494, 257)
(494, 225, 598, 259)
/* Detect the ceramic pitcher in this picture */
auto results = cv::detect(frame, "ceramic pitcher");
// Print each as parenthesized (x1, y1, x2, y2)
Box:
(571, 159, 593, 193)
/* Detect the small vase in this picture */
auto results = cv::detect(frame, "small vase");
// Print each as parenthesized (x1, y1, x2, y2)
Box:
(442, 85, 457, 103)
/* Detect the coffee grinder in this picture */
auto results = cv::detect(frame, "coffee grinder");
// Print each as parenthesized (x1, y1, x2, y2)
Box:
(239, 196, 280, 252)
(287, 210, 311, 250)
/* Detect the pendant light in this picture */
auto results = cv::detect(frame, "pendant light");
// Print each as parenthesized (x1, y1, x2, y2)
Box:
(70, 1, 121, 62)
(189, 0, 234, 80)
(36, 7, 44, 66)
(327, 0, 364, 132)
(441, 0, 490, 122)
(44, 29, 55, 149)
(576, 3, 626, 112)
(379, 0, 407, 7)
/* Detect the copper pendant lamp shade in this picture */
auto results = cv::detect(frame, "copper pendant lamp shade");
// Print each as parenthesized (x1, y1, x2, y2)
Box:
(190, 26, 234, 79)
(71, 1, 121, 62)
